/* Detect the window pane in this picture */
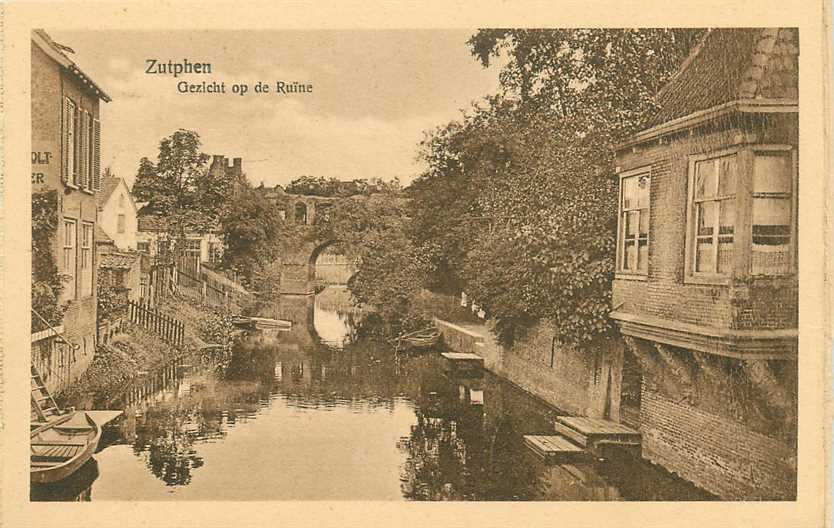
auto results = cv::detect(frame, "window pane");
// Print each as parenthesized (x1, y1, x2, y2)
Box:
(753, 197, 791, 229)
(639, 208, 649, 236)
(626, 211, 640, 237)
(695, 239, 714, 272)
(752, 243, 790, 275)
(717, 236, 734, 273)
(622, 176, 638, 209)
(638, 239, 648, 272)
(695, 160, 716, 199)
(624, 241, 637, 270)
(697, 202, 716, 236)
(636, 175, 650, 208)
(719, 200, 735, 235)
(718, 155, 737, 196)
(753, 152, 792, 193)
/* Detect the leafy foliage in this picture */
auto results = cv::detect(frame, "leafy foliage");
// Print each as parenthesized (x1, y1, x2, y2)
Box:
(317, 194, 433, 334)
(285, 175, 401, 197)
(220, 183, 285, 286)
(32, 190, 65, 332)
(402, 29, 702, 345)
(132, 130, 230, 242)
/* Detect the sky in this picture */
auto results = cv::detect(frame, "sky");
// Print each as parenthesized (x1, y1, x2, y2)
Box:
(49, 30, 504, 188)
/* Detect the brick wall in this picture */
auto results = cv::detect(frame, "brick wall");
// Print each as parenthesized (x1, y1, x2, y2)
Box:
(640, 385, 796, 500)
(613, 114, 798, 332)
(632, 337, 797, 499)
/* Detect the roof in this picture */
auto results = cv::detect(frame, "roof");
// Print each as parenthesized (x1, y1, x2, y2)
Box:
(137, 212, 168, 232)
(99, 251, 139, 269)
(95, 225, 114, 245)
(96, 174, 122, 208)
(32, 29, 111, 102)
(646, 28, 798, 128)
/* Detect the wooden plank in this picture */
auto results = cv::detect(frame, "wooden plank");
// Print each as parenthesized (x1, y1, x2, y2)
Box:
(441, 352, 483, 361)
(553, 420, 589, 447)
(523, 435, 588, 463)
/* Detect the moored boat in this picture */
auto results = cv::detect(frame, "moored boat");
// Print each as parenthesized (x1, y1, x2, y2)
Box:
(31, 411, 102, 484)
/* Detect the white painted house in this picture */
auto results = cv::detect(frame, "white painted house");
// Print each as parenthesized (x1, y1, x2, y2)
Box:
(96, 173, 138, 250)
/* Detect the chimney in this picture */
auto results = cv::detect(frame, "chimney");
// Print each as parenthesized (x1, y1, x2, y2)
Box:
(232, 157, 242, 176)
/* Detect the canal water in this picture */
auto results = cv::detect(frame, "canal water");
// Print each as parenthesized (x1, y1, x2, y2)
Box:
(32, 286, 713, 501)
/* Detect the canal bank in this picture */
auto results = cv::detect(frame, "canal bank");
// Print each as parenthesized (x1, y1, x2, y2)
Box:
(434, 315, 796, 500)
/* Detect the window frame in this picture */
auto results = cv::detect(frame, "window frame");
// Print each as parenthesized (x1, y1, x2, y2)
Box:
(61, 218, 77, 301)
(750, 145, 797, 277)
(685, 145, 797, 285)
(685, 147, 739, 284)
(615, 166, 652, 280)
(80, 222, 94, 298)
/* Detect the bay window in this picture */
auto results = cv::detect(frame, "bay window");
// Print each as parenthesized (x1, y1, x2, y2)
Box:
(686, 146, 796, 282)
(617, 168, 650, 275)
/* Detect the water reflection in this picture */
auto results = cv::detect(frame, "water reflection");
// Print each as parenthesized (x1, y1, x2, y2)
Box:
(33, 286, 714, 501)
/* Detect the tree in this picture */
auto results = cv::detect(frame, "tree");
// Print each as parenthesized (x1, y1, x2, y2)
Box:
(402, 29, 703, 345)
(132, 130, 231, 255)
(220, 184, 285, 285)
(468, 29, 705, 136)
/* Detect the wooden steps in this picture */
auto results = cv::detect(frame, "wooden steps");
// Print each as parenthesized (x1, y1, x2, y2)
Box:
(440, 352, 484, 372)
(553, 416, 641, 453)
(523, 435, 590, 463)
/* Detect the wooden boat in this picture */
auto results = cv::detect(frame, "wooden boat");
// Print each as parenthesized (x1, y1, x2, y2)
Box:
(31, 411, 102, 484)
(391, 326, 441, 353)
(232, 316, 292, 330)
(252, 317, 292, 330)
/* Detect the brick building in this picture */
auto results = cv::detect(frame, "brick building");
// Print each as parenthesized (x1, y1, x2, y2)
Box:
(610, 28, 798, 499)
(31, 29, 110, 393)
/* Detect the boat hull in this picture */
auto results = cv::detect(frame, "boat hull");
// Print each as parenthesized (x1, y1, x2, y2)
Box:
(31, 412, 102, 485)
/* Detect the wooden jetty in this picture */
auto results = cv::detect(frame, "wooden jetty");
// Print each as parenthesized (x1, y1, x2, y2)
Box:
(523, 435, 590, 463)
(553, 416, 641, 455)
(440, 352, 484, 372)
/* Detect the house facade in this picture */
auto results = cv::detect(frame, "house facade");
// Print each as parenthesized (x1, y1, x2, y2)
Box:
(136, 208, 224, 271)
(97, 173, 138, 250)
(610, 28, 798, 499)
(31, 29, 110, 393)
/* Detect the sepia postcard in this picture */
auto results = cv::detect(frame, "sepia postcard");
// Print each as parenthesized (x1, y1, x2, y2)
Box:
(1, 1, 831, 527)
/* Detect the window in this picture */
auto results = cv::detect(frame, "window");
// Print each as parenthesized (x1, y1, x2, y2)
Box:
(752, 151, 794, 275)
(119, 194, 125, 208)
(691, 154, 736, 275)
(185, 239, 202, 255)
(137, 241, 150, 253)
(617, 169, 650, 274)
(80, 223, 93, 297)
(686, 146, 796, 282)
(61, 219, 76, 300)
(117, 214, 126, 233)
(208, 242, 222, 264)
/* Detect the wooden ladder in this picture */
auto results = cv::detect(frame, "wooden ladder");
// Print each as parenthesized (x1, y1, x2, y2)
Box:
(31, 364, 62, 424)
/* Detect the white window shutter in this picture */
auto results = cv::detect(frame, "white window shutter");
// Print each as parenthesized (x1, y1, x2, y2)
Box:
(62, 98, 72, 184)
(79, 111, 86, 189)
(93, 119, 101, 191)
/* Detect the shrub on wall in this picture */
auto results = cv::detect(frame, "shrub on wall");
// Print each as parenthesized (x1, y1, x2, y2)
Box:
(32, 190, 64, 332)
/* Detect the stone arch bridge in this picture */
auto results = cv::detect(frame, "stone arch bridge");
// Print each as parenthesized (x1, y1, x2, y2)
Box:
(259, 189, 357, 294)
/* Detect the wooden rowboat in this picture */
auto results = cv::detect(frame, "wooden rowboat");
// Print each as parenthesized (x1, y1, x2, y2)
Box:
(31, 411, 102, 484)
(232, 316, 292, 330)
(391, 326, 441, 353)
